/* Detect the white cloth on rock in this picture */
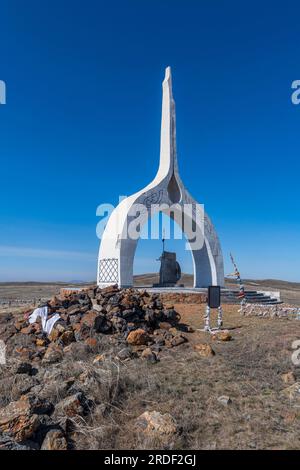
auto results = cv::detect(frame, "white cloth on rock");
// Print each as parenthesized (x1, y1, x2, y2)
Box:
(28, 306, 60, 335)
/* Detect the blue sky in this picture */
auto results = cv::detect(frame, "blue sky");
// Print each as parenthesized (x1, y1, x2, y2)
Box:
(0, 0, 299, 282)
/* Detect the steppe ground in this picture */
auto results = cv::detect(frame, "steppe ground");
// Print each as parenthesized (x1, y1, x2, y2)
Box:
(0, 280, 300, 449)
(1, 276, 300, 307)
(111, 303, 300, 450)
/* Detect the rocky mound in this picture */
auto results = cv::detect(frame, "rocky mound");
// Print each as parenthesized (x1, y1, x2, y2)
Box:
(1, 285, 189, 362)
(239, 302, 300, 318)
(0, 285, 190, 449)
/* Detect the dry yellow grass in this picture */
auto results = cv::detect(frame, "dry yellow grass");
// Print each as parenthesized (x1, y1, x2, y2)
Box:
(66, 303, 300, 449)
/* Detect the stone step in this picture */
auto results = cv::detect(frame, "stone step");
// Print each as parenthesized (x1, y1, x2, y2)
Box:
(221, 289, 282, 305)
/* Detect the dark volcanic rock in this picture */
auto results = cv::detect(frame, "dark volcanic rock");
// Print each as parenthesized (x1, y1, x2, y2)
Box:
(15, 361, 33, 375)
(0, 432, 33, 450)
(53, 392, 89, 418)
(41, 429, 67, 450)
(94, 314, 112, 333)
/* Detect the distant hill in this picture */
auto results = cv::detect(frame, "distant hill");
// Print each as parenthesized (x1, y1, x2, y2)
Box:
(0, 276, 299, 305)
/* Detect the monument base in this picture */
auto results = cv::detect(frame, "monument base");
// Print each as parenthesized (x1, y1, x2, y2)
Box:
(153, 282, 180, 288)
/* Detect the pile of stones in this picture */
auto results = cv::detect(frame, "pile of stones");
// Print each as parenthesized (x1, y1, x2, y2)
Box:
(0, 285, 192, 449)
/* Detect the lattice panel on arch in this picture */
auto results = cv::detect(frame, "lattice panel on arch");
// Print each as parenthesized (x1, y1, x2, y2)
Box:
(98, 258, 119, 283)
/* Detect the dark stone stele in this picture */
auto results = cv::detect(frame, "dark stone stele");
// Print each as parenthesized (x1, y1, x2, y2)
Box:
(153, 251, 182, 287)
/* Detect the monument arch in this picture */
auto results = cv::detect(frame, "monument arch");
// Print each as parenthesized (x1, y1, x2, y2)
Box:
(97, 67, 224, 288)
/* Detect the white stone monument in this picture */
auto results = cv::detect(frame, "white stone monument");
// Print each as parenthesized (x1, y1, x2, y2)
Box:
(97, 67, 224, 288)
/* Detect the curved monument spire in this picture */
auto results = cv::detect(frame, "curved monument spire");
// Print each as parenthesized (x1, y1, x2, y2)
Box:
(157, 66, 178, 179)
(97, 66, 224, 288)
